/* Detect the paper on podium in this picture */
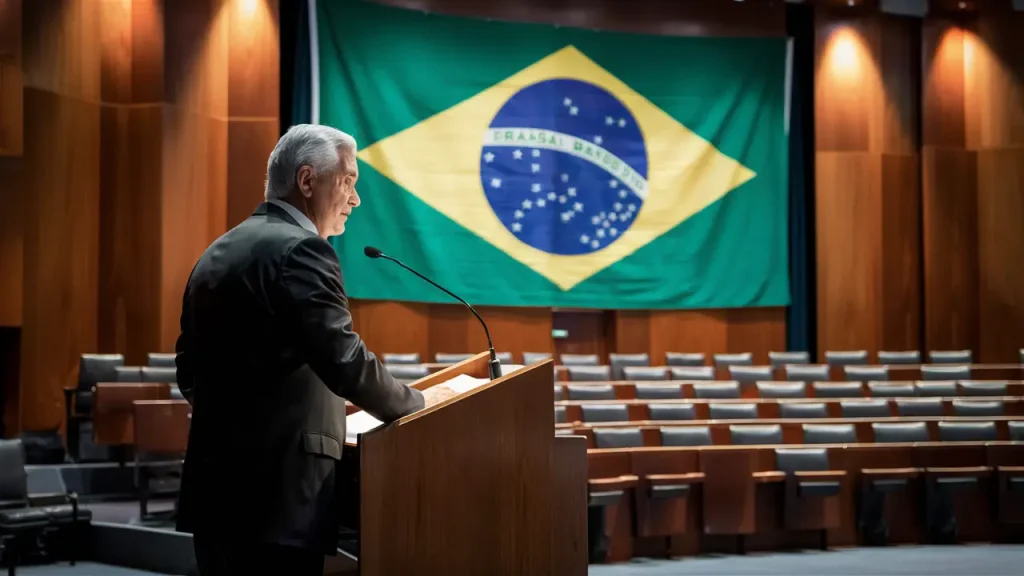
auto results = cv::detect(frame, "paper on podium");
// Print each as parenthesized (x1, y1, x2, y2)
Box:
(345, 373, 490, 444)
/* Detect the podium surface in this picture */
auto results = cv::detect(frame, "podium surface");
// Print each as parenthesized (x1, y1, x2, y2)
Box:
(341, 352, 586, 575)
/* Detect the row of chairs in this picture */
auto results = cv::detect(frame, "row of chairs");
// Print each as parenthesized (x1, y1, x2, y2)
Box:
(557, 380, 1016, 401)
(564, 364, 982, 382)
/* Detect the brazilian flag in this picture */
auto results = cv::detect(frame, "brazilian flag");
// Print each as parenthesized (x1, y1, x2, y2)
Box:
(314, 0, 789, 309)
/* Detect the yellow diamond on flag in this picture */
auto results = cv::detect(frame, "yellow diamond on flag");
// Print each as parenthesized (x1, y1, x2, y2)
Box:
(357, 45, 756, 290)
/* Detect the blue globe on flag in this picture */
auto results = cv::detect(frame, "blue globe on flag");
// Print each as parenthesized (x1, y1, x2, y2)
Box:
(479, 79, 648, 256)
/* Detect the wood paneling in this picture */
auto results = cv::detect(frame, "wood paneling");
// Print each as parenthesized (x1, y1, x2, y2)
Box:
(226, 119, 277, 227)
(22, 0, 101, 101)
(0, 157, 22, 327)
(553, 310, 611, 360)
(612, 309, 787, 364)
(879, 153, 920, 352)
(227, 0, 279, 117)
(351, 300, 431, 360)
(0, 0, 21, 157)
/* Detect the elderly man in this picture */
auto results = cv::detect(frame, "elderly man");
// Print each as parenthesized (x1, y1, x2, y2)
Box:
(174, 124, 425, 575)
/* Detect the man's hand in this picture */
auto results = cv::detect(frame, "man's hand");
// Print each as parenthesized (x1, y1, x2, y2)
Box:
(420, 385, 460, 408)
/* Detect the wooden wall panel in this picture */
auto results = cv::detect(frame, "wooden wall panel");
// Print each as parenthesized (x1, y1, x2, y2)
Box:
(0, 0, 21, 157)
(879, 153, 920, 352)
(351, 300, 431, 360)
(226, 120, 277, 227)
(553, 310, 610, 360)
(0, 157, 22, 327)
(479, 306, 552, 359)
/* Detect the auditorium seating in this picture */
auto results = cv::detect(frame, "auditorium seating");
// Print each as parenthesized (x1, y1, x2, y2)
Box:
(608, 353, 649, 380)
(665, 352, 706, 366)
(769, 351, 810, 366)
(146, 353, 176, 368)
(930, 350, 973, 364)
(825, 350, 869, 366)
(64, 354, 125, 462)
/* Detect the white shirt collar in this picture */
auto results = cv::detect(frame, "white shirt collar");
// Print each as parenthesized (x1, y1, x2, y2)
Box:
(268, 199, 318, 236)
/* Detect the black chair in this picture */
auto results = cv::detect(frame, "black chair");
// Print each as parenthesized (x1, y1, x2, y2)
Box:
(840, 399, 890, 418)
(959, 381, 1007, 396)
(566, 384, 614, 401)
(928, 350, 972, 364)
(665, 352, 705, 367)
(593, 428, 643, 449)
(1008, 421, 1024, 441)
(951, 400, 1004, 417)
(608, 353, 650, 381)
(873, 422, 929, 443)
(660, 427, 713, 446)
(668, 366, 715, 381)
(768, 351, 810, 367)
(634, 384, 682, 400)
(728, 365, 772, 383)
(813, 382, 862, 398)
(693, 382, 740, 399)
(709, 403, 758, 420)
(146, 352, 176, 368)
(878, 350, 921, 364)
(780, 402, 828, 419)
(895, 398, 944, 417)
(775, 448, 843, 550)
(382, 352, 420, 364)
(730, 424, 782, 445)
(757, 382, 806, 399)
(553, 386, 564, 401)
(65, 354, 124, 462)
(825, 350, 868, 366)
(713, 353, 753, 367)
(114, 366, 143, 382)
(915, 381, 957, 397)
(920, 365, 971, 381)
(435, 353, 474, 364)
(554, 406, 567, 424)
(561, 354, 600, 366)
(648, 403, 696, 421)
(868, 382, 913, 397)
(785, 364, 830, 382)
(937, 421, 997, 442)
(386, 364, 429, 385)
(523, 352, 552, 365)
(580, 404, 628, 423)
(845, 366, 889, 382)
(141, 367, 176, 383)
(494, 352, 513, 364)
(623, 367, 668, 382)
(566, 366, 612, 382)
(803, 424, 857, 444)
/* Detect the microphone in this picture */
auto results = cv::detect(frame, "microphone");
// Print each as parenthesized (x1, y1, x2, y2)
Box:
(364, 246, 502, 380)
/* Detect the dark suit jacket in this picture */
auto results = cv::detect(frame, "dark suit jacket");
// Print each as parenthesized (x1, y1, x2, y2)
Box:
(174, 202, 424, 552)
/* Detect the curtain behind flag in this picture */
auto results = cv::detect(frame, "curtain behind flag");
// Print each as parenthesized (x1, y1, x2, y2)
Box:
(315, 0, 789, 309)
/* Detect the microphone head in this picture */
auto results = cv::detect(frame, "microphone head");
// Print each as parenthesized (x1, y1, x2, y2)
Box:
(364, 246, 383, 259)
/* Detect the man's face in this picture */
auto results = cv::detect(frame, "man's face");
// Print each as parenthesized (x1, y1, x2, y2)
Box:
(305, 151, 360, 238)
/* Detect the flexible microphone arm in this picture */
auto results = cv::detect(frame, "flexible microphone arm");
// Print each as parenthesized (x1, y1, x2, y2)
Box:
(364, 247, 502, 380)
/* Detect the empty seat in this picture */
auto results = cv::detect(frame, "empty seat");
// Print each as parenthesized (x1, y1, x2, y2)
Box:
(386, 364, 429, 383)
(669, 366, 715, 381)
(623, 366, 668, 381)
(873, 422, 929, 443)
(803, 424, 857, 444)
(561, 354, 600, 366)
(920, 365, 971, 381)
(555, 406, 567, 424)
(951, 400, 1004, 417)
(1009, 421, 1024, 441)
(728, 365, 772, 382)
(523, 352, 552, 365)
(928, 350, 972, 364)
(693, 382, 740, 399)
(709, 403, 758, 420)
(383, 353, 420, 364)
(495, 352, 514, 364)
(581, 404, 628, 423)
(845, 365, 889, 382)
(895, 398, 944, 417)
(648, 403, 696, 421)
(769, 351, 811, 367)
(730, 424, 783, 445)
(74, 353, 126, 414)
(566, 384, 614, 400)
(634, 384, 682, 399)
(868, 382, 914, 397)
(915, 381, 957, 397)
(553, 385, 564, 401)
(609, 353, 650, 380)
(878, 350, 921, 365)
(960, 381, 1007, 396)
(660, 426, 712, 446)
(713, 353, 753, 367)
(146, 353, 176, 368)
(825, 350, 869, 366)
(665, 352, 705, 366)
(813, 382, 862, 398)
(775, 448, 843, 496)
(435, 353, 474, 364)
(780, 402, 828, 419)
(757, 382, 807, 399)
(786, 364, 830, 382)
(114, 366, 143, 382)
(141, 367, 176, 383)
(594, 428, 643, 448)
(566, 366, 611, 382)
(840, 399, 890, 418)
(937, 421, 997, 442)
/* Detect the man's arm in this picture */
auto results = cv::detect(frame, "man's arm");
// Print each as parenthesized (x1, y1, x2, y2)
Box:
(175, 282, 195, 406)
(280, 237, 424, 422)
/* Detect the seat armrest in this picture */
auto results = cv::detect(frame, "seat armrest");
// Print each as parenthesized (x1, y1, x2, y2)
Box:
(862, 467, 921, 480)
(925, 466, 992, 478)
(997, 466, 1024, 474)
(753, 471, 786, 483)
(646, 473, 705, 486)
(794, 470, 846, 480)
(588, 475, 640, 491)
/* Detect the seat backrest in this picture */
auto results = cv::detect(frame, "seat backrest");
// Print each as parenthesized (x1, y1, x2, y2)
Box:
(561, 353, 600, 366)
(757, 382, 806, 399)
(959, 381, 1007, 397)
(920, 364, 971, 381)
(878, 350, 921, 365)
(79, 353, 126, 388)
(1009, 421, 1024, 442)
(803, 424, 857, 444)
(134, 400, 192, 454)
(554, 406, 567, 424)
(713, 352, 753, 367)
(785, 364, 831, 382)
(660, 426, 713, 446)
(624, 367, 668, 382)
(710, 402, 758, 420)
(873, 422, 929, 443)
(775, 447, 830, 472)
(895, 398, 944, 417)
(951, 399, 1004, 417)
(523, 352, 553, 365)
(729, 365, 773, 382)
(386, 364, 429, 382)
(609, 353, 650, 380)
(566, 365, 612, 382)
(768, 351, 811, 367)
(553, 385, 564, 401)
(580, 404, 628, 423)
(825, 350, 868, 366)
(634, 383, 682, 399)
(648, 403, 696, 421)
(915, 381, 957, 397)
(669, 366, 715, 381)
(840, 399, 890, 418)
(813, 382, 863, 398)
(779, 402, 828, 419)
(0, 439, 27, 502)
(937, 421, 997, 442)
(693, 382, 741, 399)
(26, 467, 68, 503)
(146, 352, 176, 368)
(114, 366, 143, 382)
(495, 352, 514, 364)
(730, 424, 783, 445)
(665, 352, 706, 367)
(435, 352, 474, 364)
(845, 365, 890, 382)
(868, 382, 914, 397)
(383, 352, 420, 364)
(141, 366, 177, 383)
(566, 384, 615, 400)
(928, 349, 972, 364)
(594, 428, 644, 448)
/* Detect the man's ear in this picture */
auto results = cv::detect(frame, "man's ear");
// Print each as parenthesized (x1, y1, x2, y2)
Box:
(296, 165, 315, 199)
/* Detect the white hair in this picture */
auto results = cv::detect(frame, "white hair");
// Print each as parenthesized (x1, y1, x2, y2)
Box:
(264, 124, 357, 200)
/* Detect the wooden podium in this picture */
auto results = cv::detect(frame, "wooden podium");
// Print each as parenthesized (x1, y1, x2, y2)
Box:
(327, 352, 587, 575)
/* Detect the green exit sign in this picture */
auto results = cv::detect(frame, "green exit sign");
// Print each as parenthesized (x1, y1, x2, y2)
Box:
(552, 329, 569, 339)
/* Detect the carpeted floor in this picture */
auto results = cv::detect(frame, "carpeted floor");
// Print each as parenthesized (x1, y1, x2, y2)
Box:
(17, 562, 163, 575)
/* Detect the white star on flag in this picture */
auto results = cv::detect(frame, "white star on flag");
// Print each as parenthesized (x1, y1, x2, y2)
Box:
(569, 106, 578, 116)
(531, 183, 542, 193)
(602, 221, 611, 228)
(591, 240, 599, 249)
(610, 228, 618, 237)
(619, 190, 628, 199)
(591, 215, 600, 225)
(522, 199, 532, 209)
(599, 212, 607, 219)
(618, 118, 626, 128)
(574, 202, 584, 212)
(609, 180, 618, 188)
(514, 210, 524, 219)
(531, 163, 540, 173)
(628, 203, 636, 211)
(561, 174, 569, 183)
(532, 149, 540, 158)
(567, 188, 577, 197)
(512, 222, 522, 233)
(594, 136, 603, 145)
(558, 195, 567, 203)
(537, 199, 546, 207)
(580, 235, 590, 244)
(512, 149, 523, 160)
(484, 152, 494, 163)
(613, 202, 623, 211)
(491, 178, 501, 188)
(561, 212, 572, 223)
(547, 192, 557, 201)
(609, 213, 618, 222)
(605, 116, 614, 125)
(563, 97, 572, 106)
(596, 229, 605, 239)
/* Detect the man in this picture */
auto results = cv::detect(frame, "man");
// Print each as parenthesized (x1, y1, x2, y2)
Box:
(175, 124, 425, 575)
